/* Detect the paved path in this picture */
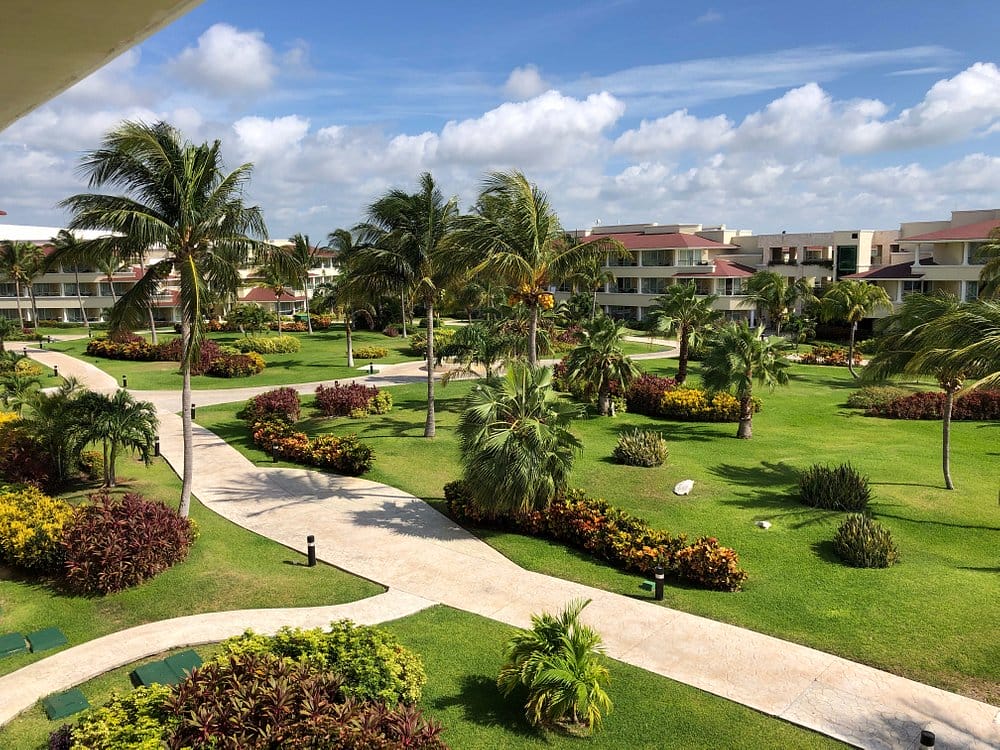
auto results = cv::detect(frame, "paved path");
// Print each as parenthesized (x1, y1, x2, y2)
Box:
(8, 346, 1000, 750)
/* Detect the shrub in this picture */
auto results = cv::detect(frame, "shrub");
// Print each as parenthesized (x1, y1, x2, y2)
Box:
(0, 485, 75, 572)
(833, 514, 900, 568)
(63, 685, 172, 749)
(46, 724, 72, 750)
(315, 382, 387, 417)
(625, 373, 677, 416)
(354, 345, 389, 359)
(219, 622, 427, 705)
(241, 387, 301, 423)
(369, 390, 393, 415)
(63, 491, 196, 594)
(85, 334, 156, 361)
(310, 314, 336, 330)
(444, 481, 746, 591)
(205, 351, 265, 378)
(846, 385, 911, 410)
(382, 324, 400, 337)
(0, 421, 51, 488)
(269, 320, 308, 332)
(14, 358, 44, 377)
(612, 429, 668, 467)
(309, 434, 374, 475)
(659, 388, 753, 422)
(233, 335, 301, 354)
(798, 343, 862, 366)
(407, 329, 454, 357)
(868, 389, 1000, 420)
(273, 430, 313, 464)
(799, 463, 872, 512)
(77, 450, 104, 481)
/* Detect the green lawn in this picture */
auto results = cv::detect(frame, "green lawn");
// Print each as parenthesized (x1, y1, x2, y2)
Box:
(45, 328, 420, 390)
(197, 364, 1000, 703)
(0, 607, 843, 749)
(0, 456, 382, 679)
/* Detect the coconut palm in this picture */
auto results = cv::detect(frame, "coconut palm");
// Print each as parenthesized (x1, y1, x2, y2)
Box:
(17, 378, 88, 485)
(0, 367, 41, 415)
(498, 598, 612, 734)
(77, 389, 159, 487)
(437, 320, 516, 383)
(50, 230, 90, 330)
(55, 120, 266, 516)
(254, 255, 296, 333)
(819, 280, 893, 378)
(0, 240, 44, 327)
(449, 171, 627, 366)
(701, 322, 791, 439)
(975, 227, 1000, 298)
(564, 315, 639, 416)
(96, 256, 120, 306)
(907, 299, 1000, 387)
(457, 362, 582, 514)
(559, 241, 617, 319)
(647, 282, 722, 384)
(271, 233, 323, 333)
(352, 173, 459, 437)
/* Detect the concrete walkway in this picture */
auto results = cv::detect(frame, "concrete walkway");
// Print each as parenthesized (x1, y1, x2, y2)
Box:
(7, 346, 999, 749)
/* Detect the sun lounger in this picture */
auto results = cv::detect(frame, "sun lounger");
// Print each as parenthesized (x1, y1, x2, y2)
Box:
(0, 632, 27, 657)
(42, 689, 89, 720)
(165, 650, 202, 680)
(131, 659, 182, 687)
(25, 627, 68, 653)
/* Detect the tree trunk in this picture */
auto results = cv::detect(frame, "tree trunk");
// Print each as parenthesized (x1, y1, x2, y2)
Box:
(943, 389, 955, 490)
(138, 258, 157, 343)
(74, 267, 90, 330)
(102, 439, 110, 487)
(847, 321, 859, 379)
(178, 319, 194, 518)
(27, 284, 39, 326)
(528, 304, 539, 367)
(108, 443, 118, 487)
(346, 311, 354, 367)
(676, 323, 690, 384)
(736, 396, 754, 439)
(14, 281, 24, 327)
(592, 289, 598, 319)
(424, 299, 436, 437)
(400, 287, 408, 337)
(597, 385, 610, 416)
(276, 302, 282, 334)
(304, 274, 313, 334)
(107, 274, 118, 305)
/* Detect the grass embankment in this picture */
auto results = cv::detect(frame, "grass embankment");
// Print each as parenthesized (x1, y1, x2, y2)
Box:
(0, 606, 844, 750)
(45, 328, 419, 390)
(197, 363, 1000, 702)
(0, 456, 382, 679)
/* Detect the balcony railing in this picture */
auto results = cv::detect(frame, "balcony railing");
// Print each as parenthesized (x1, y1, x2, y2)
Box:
(801, 259, 834, 269)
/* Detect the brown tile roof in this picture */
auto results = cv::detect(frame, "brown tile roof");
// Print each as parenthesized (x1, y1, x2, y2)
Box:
(902, 218, 1000, 242)
(673, 259, 757, 278)
(241, 288, 305, 303)
(591, 231, 736, 250)
(843, 259, 936, 280)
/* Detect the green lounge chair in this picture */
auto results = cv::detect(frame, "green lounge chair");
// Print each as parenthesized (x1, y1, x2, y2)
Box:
(165, 650, 202, 680)
(0, 632, 27, 658)
(42, 689, 89, 720)
(131, 660, 181, 687)
(26, 627, 67, 653)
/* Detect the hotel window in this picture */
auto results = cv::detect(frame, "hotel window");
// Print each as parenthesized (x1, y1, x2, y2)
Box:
(716, 278, 745, 296)
(641, 278, 669, 295)
(694, 279, 714, 296)
(870, 245, 883, 265)
(675, 248, 702, 266)
(964, 281, 979, 302)
(902, 280, 929, 297)
(608, 251, 638, 267)
(0, 283, 16, 297)
(967, 243, 984, 264)
(642, 249, 672, 266)
(616, 278, 638, 294)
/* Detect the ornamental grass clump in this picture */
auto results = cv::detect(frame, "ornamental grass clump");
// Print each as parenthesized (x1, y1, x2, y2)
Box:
(798, 462, 872, 512)
(612, 429, 668, 467)
(833, 514, 900, 568)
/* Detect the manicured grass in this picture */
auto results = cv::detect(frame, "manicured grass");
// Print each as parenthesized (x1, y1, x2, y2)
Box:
(45, 328, 420, 390)
(0, 607, 843, 749)
(197, 365, 1000, 702)
(0, 456, 382, 679)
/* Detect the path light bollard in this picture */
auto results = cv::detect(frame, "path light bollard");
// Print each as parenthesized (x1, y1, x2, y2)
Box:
(653, 564, 665, 601)
(154, 438, 160, 457)
(190, 404, 196, 419)
(39, 340, 44, 349)
(47, 335, 53, 343)
(22, 346, 27, 356)
(122, 374, 128, 388)
(307, 535, 316, 567)
(369, 361, 374, 375)
(919, 730, 935, 748)
(53, 365, 58, 378)
(272, 443, 279, 462)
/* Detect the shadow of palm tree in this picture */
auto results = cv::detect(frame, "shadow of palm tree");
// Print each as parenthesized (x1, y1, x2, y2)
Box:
(430, 675, 537, 738)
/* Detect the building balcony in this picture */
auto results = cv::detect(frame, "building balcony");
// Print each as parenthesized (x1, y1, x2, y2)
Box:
(767, 259, 799, 267)
(801, 259, 834, 269)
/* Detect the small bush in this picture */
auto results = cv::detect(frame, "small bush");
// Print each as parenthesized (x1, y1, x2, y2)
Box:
(0, 421, 51, 488)
(625, 374, 677, 416)
(369, 390, 393, 415)
(46, 724, 73, 750)
(315, 382, 389, 417)
(799, 463, 872, 512)
(612, 429, 668, 467)
(63, 491, 196, 594)
(846, 385, 911, 410)
(0, 485, 75, 572)
(269, 320, 308, 332)
(241, 387, 301, 423)
(354, 345, 389, 359)
(833, 514, 900, 568)
(77, 450, 103, 481)
(206, 351, 265, 378)
(382, 324, 400, 337)
(63, 685, 172, 749)
(310, 434, 374, 475)
(233, 335, 301, 354)
(659, 388, 754, 422)
(798, 343, 862, 366)
(407, 329, 454, 357)
(867, 389, 1000, 420)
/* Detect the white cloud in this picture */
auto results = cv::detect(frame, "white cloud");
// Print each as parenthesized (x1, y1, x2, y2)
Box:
(504, 65, 549, 100)
(614, 109, 733, 155)
(172, 24, 277, 96)
(695, 10, 723, 24)
(233, 115, 310, 160)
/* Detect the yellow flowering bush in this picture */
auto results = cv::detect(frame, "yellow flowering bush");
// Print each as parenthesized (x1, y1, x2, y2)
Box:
(659, 388, 758, 422)
(0, 485, 76, 571)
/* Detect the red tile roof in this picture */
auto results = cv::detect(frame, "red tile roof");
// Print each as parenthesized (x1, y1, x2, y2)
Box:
(902, 218, 1000, 242)
(843, 259, 936, 280)
(241, 288, 305, 303)
(673, 259, 757, 278)
(590, 231, 736, 250)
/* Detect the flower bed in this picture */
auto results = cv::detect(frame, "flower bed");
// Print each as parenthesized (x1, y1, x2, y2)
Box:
(866, 390, 1000, 420)
(315, 382, 393, 418)
(621, 376, 756, 423)
(444, 481, 747, 591)
(87, 334, 263, 378)
(796, 343, 862, 367)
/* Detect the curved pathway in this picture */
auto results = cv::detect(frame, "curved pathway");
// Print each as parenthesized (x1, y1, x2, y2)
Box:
(5, 345, 999, 750)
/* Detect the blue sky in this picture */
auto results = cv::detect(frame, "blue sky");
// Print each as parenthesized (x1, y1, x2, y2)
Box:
(2, 0, 999, 238)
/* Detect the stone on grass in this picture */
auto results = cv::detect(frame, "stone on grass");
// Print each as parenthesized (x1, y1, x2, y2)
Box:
(673, 479, 694, 496)
(756, 520, 772, 529)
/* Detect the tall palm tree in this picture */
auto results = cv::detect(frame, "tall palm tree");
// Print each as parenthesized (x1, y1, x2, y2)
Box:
(457, 362, 582, 514)
(96, 256, 120, 306)
(564, 315, 639, 416)
(558, 239, 617, 319)
(975, 226, 1000, 298)
(0, 240, 44, 327)
(353, 173, 458, 437)
(819, 280, 893, 378)
(51, 230, 90, 330)
(647, 281, 721, 384)
(701, 322, 791, 439)
(78, 389, 159, 487)
(449, 171, 627, 366)
(55, 120, 266, 516)
(272, 233, 323, 333)
(254, 255, 296, 334)
(906, 298, 1000, 387)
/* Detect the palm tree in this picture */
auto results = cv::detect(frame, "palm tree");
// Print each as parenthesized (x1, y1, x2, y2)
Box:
(254, 255, 296, 334)
(18, 378, 88, 485)
(819, 280, 893, 378)
(449, 171, 627, 366)
(975, 226, 1000, 298)
(564, 315, 639, 415)
(78, 389, 159, 487)
(647, 282, 722, 384)
(96, 256, 120, 306)
(437, 320, 516, 383)
(498, 598, 612, 734)
(55, 120, 266, 517)
(273, 233, 323, 333)
(353, 173, 458, 437)
(0, 367, 41, 415)
(0, 318, 18, 352)
(457, 362, 582, 514)
(559, 240, 616, 319)
(701, 322, 791, 439)
(0, 240, 44, 327)
(51, 230, 90, 330)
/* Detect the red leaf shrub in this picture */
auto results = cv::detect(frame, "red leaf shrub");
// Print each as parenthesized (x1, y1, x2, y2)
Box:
(444, 481, 746, 591)
(625, 374, 677, 416)
(270, 320, 308, 332)
(62, 491, 196, 594)
(316, 383, 379, 417)
(241, 388, 301, 423)
(310, 434, 374, 476)
(0, 422, 51, 489)
(868, 389, 1000, 420)
(86, 335, 223, 374)
(798, 343, 862, 366)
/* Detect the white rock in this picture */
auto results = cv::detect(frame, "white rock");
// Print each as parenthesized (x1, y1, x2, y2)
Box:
(756, 520, 772, 529)
(673, 479, 694, 496)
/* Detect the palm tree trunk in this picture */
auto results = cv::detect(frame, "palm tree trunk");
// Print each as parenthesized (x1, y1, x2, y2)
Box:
(598, 384, 610, 416)
(74, 266, 90, 330)
(276, 301, 282, 333)
(737, 396, 754, 439)
(102, 439, 110, 487)
(108, 443, 118, 487)
(27, 284, 39, 326)
(14, 281, 24, 327)
(106, 273, 118, 305)
(424, 299, 436, 438)
(528, 304, 539, 367)
(847, 321, 859, 379)
(138, 258, 157, 343)
(592, 289, 598, 319)
(178, 319, 194, 518)
(677, 324, 690, 384)
(400, 287, 408, 337)
(304, 274, 314, 334)
(943, 389, 955, 490)
(346, 311, 354, 367)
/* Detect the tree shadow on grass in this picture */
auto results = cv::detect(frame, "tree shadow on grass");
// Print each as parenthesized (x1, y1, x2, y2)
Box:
(710, 461, 844, 528)
(708, 460, 800, 490)
(430, 675, 539, 739)
(875, 512, 1000, 532)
